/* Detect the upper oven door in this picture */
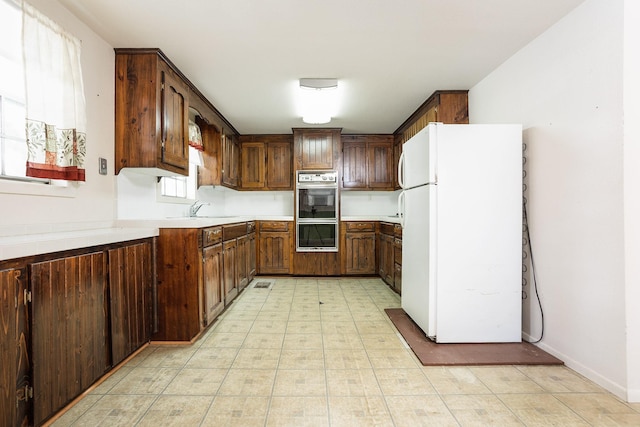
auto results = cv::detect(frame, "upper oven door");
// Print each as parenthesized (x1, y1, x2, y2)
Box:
(297, 187, 338, 220)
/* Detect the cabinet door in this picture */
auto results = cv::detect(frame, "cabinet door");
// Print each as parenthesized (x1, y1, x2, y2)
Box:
(394, 263, 402, 294)
(384, 235, 395, 286)
(237, 235, 249, 291)
(342, 141, 367, 189)
(108, 242, 152, 366)
(202, 243, 223, 325)
(30, 252, 108, 426)
(1, 267, 30, 427)
(222, 239, 238, 304)
(299, 131, 335, 170)
(222, 135, 240, 188)
(241, 142, 266, 189)
(248, 231, 257, 281)
(344, 232, 376, 275)
(368, 141, 394, 189)
(198, 121, 222, 187)
(160, 68, 189, 172)
(266, 142, 292, 189)
(258, 232, 291, 274)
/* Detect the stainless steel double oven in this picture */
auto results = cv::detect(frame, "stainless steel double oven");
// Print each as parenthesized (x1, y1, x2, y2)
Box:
(295, 170, 339, 252)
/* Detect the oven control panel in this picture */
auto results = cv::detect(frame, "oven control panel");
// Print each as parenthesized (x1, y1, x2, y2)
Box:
(297, 171, 338, 184)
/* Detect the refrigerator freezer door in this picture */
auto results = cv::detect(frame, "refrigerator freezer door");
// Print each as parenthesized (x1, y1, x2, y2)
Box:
(401, 124, 437, 189)
(401, 184, 437, 339)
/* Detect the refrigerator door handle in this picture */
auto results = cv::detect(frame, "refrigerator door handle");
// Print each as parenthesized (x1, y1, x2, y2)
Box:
(397, 190, 406, 229)
(398, 151, 405, 189)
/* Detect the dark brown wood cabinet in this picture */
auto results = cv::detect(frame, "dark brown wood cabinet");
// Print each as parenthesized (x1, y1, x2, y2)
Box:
(237, 234, 249, 291)
(341, 135, 394, 190)
(1, 239, 154, 426)
(222, 238, 238, 303)
(378, 222, 395, 287)
(293, 128, 341, 171)
(31, 252, 109, 426)
(156, 226, 227, 341)
(202, 228, 224, 326)
(240, 141, 266, 189)
(115, 49, 189, 176)
(108, 242, 153, 366)
(1, 267, 30, 427)
(393, 223, 402, 294)
(266, 141, 293, 189)
(257, 221, 292, 274)
(394, 90, 469, 144)
(341, 222, 377, 275)
(222, 134, 240, 188)
(247, 222, 257, 281)
(239, 135, 293, 190)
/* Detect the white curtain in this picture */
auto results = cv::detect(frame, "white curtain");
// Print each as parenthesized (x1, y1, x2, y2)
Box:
(22, 1, 87, 181)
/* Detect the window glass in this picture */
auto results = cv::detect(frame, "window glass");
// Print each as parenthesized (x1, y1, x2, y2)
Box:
(1, 0, 41, 183)
(158, 162, 197, 201)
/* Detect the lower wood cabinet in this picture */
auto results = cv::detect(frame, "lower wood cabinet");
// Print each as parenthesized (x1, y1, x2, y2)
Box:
(108, 242, 153, 366)
(156, 226, 229, 341)
(202, 239, 224, 327)
(378, 222, 395, 287)
(341, 221, 377, 275)
(1, 267, 29, 427)
(247, 222, 257, 281)
(237, 234, 249, 291)
(30, 252, 110, 426)
(222, 239, 238, 304)
(257, 221, 291, 274)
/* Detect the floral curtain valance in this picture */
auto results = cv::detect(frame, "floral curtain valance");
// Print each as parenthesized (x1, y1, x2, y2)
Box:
(22, 1, 87, 181)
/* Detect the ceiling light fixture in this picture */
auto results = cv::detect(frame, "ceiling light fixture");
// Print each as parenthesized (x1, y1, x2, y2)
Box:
(299, 78, 338, 124)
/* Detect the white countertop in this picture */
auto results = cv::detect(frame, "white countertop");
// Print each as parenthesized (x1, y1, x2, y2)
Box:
(0, 215, 400, 262)
(342, 215, 401, 224)
(0, 226, 158, 262)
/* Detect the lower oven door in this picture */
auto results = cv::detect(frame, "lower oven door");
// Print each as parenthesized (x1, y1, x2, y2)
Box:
(296, 222, 338, 252)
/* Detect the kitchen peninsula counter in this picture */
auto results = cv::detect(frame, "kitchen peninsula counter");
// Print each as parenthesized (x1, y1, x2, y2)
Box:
(0, 223, 157, 261)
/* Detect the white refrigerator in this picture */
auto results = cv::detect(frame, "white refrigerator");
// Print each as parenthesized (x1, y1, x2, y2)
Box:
(398, 123, 522, 343)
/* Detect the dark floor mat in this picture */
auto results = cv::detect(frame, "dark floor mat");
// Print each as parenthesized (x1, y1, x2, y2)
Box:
(385, 308, 563, 366)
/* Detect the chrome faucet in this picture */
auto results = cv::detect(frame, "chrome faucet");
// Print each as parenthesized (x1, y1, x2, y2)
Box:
(189, 200, 209, 217)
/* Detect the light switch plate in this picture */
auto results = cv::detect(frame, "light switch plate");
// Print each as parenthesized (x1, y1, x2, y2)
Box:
(99, 157, 107, 175)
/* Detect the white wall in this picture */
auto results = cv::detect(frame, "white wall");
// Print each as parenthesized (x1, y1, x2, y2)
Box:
(623, 0, 640, 402)
(470, 0, 635, 400)
(0, 0, 116, 229)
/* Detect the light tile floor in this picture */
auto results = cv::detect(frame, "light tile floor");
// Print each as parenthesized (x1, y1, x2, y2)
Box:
(52, 277, 640, 426)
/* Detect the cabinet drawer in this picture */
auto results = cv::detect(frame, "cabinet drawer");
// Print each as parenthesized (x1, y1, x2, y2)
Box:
(247, 221, 256, 234)
(202, 226, 222, 246)
(345, 221, 376, 232)
(260, 221, 290, 232)
(223, 223, 247, 241)
(380, 222, 395, 236)
(394, 224, 402, 238)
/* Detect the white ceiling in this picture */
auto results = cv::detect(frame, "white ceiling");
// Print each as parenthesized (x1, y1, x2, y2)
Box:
(58, 0, 585, 135)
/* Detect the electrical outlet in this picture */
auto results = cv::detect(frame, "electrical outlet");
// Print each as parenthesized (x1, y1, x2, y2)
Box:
(99, 157, 107, 175)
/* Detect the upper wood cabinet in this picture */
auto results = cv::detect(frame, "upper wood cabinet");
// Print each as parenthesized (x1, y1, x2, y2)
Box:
(222, 134, 240, 188)
(293, 128, 341, 171)
(394, 90, 469, 144)
(240, 142, 266, 189)
(342, 135, 394, 190)
(239, 135, 293, 190)
(115, 49, 189, 176)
